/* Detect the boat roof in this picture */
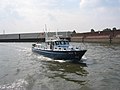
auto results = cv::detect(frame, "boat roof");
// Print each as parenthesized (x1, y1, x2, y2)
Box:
(46, 38, 68, 42)
(45, 36, 68, 42)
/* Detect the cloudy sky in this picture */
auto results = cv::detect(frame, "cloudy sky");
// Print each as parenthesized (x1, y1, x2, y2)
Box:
(0, 0, 120, 34)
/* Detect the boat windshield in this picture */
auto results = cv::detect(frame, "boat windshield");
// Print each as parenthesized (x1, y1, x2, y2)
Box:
(55, 41, 69, 45)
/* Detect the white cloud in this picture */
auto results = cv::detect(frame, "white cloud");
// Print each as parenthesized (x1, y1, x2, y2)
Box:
(0, 0, 82, 33)
(0, 0, 120, 34)
(80, 0, 101, 9)
(79, 0, 120, 29)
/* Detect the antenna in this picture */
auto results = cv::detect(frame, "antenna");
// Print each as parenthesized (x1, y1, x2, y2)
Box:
(3, 30, 5, 34)
(45, 24, 48, 41)
(66, 31, 68, 37)
(56, 29, 58, 38)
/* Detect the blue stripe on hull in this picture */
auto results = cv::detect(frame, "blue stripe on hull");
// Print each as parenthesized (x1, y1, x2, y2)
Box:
(32, 48, 87, 61)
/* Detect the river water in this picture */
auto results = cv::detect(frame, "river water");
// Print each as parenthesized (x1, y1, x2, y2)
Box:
(0, 43, 120, 90)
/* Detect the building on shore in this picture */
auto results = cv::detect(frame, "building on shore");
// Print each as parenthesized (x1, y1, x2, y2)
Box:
(71, 29, 120, 44)
(0, 29, 120, 43)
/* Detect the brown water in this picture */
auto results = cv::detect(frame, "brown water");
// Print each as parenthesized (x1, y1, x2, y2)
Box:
(0, 43, 120, 90)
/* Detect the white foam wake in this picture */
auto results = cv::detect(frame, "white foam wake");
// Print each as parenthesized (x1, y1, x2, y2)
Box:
(0, 79, 28, 90)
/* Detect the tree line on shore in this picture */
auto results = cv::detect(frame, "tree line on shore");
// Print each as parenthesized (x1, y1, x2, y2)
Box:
(72, 27, 120, 34)
(91, 27, 120, 32)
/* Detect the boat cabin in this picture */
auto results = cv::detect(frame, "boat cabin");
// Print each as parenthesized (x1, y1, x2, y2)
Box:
(32, 38, 80, 51)
(46, 39, 69, 51)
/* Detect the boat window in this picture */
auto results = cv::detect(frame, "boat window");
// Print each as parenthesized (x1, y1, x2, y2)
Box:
(63, 41, 67, 45)
(64, 48, 66, 50)
(64, 41, 66, 45)
(66, 41, 69, 45)
(55, 41, 59, 45)
(60, 41, 69, 45)
(32, 44, 36, 47)
(55, 41, 69, 45)
(60, 41, 62, 45)
(59, 41, 63, 45)
(62, 41, 64, 45)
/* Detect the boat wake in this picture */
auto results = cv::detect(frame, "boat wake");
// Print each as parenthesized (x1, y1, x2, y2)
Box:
(37, 55, 53, 61)
(54, 60, 66, 63)
(33, 52, 87, 64)
(0, 79, 28, 90)
(36, 55, 66, 63)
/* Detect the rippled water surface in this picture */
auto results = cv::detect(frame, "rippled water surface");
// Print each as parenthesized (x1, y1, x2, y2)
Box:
(0, 43, 120, 90)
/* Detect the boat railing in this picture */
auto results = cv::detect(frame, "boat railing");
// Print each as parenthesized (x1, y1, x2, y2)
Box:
(53, 44, 86, 51)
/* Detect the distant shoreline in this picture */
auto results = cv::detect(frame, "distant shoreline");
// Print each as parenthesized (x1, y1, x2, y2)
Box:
(0, 30, 120, 44)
